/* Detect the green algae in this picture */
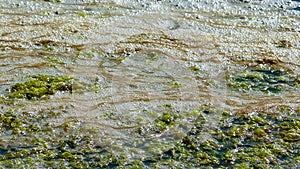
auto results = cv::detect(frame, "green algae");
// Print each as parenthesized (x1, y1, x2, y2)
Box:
(78, 12, 88, 18)
(283, 132, 300, 142)
(7, 74, 101, 100)
(296, 76, 300, 88)
(0, 105, 299, 168)
(189, 65, 201, 71)
(137, 111, 179, 135)
(169, 81, 182, 88)
(2, 78, 300, 168)
(129, 108, 299, 168)
(158, 109, 299, 168)
(43, 44, 54, 52)
(1, 0, 299, 168)
(44, 56, 63, 64)
(227, 65, 299, 94)
(0, 107, 119, 168)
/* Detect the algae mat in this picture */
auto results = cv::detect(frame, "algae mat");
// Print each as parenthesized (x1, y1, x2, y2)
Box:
(0, 0, 299, 168)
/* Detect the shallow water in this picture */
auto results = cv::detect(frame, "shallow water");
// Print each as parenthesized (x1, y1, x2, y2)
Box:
(0, 0, 300, 167)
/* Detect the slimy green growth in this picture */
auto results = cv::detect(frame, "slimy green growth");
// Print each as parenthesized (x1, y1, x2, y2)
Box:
(8, 74, 100, 100)
(227, 65, 299, 93)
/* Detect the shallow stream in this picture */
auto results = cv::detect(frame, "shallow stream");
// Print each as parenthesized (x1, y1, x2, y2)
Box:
(0, 0, 299, 168)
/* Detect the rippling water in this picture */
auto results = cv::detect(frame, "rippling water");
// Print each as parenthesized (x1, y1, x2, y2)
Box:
(0, 0, 300, 164)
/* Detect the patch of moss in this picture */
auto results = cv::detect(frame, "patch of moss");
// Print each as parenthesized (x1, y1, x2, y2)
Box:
(7, 74, 101, 100)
